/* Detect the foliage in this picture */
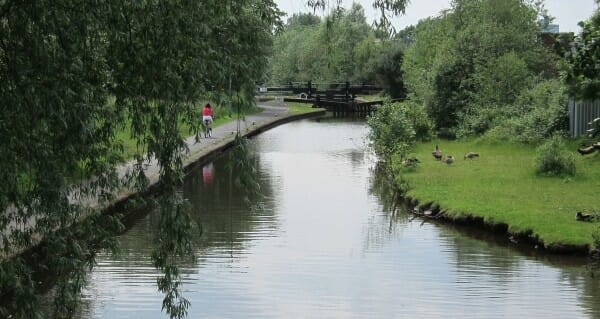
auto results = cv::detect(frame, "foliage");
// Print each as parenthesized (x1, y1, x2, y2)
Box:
(483, 79, 569, 144)
(565, 4, 600, 100)
(227, 135, 264, 208)
(269, 6, 377, 84)
(535, 134, 576, 176)
(401, 99, 433, 141)
(367, 102, 416, 163)
(370, 40, 407, 98)
(370, 0, 410, 37)
(402, 0, 557, 136)
(0, 213, 124, 318)
(152, 192, 195, 319)
(306, 0, 409, 37)
(401, 16, 460, 133)
(594, 226, 600, 250)
(0, 0, 281, 317)
(270, 4, 413, 98)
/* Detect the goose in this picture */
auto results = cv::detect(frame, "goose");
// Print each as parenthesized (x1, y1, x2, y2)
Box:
(464, 152, 479, 160)
(432, 144, 443, 160)
(402, 157, 420, 167)
(576, 212, 593, 222)
(442, 155, 454, 164)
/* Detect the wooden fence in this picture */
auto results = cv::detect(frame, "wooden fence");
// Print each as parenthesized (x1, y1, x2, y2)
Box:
(568, 98, 600, 137)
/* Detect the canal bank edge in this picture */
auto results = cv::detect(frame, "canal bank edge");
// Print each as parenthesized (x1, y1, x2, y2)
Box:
(108, 106, 327, 217)
(401, 193, 596, 257)
(2, 105, 326, 261)
(183, 109, 327, 175)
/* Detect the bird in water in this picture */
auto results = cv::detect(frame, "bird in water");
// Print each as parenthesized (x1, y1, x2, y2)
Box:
(432, 144, 443, 160)
(464, 152, 479, 160)
(442, 155, 454, 164)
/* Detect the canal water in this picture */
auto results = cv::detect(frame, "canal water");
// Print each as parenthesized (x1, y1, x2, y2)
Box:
(70, 118, 599, 318)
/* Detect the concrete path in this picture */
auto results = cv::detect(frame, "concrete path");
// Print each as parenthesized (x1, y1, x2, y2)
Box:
(112, 100, 323, 206)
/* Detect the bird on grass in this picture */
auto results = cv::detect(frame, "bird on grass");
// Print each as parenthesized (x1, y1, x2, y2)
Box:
(442, 155, 454, 164)
(576, 212, 594, 222)
(432, 144, 443, 160)
(402, 157, 420, 167)
(464, 152, 479, 160)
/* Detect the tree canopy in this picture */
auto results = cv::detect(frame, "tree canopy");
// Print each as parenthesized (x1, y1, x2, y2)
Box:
(402, 0, 563, 139)
(0, 1, 281, 317)
(268, 3, 409, 99)
(565, 0, 600, 100)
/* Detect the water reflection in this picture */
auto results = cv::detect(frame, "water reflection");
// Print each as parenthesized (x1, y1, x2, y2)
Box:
(29, 118, 600, 318)
(201, 162, 214, 186)
(367, 155, 600, 318)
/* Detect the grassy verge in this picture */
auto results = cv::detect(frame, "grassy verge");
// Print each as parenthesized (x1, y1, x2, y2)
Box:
(287, 101, 325, 115)
(356, 93, 385, 102)
(116, 107, 264, 161)
(398, 139, 600, 249)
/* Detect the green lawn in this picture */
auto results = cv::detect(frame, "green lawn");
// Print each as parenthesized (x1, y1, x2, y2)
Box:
(399, 139, 600, 248)
(116, 107, 263, 161)
(287, 101, 325, 115)
(355, 93, 385, 102)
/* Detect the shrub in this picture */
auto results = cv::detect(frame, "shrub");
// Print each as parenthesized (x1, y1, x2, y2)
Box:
(594, 226, 600, 250)
(367, 102, 416, 163)
(481, 79, 569, 144)
(535, 134, 576, 176)
(402, 99, 433, 141)
(457, 105, 506, 138)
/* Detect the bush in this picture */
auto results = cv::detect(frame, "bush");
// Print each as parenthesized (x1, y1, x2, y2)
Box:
(482, 79, 569, 144)
(535, 134, 576, 176)
(367, 102, 416, 163)
(457, 105, 506, 138)
(402, 99, 433, 141)
(594, 226, 600, 250)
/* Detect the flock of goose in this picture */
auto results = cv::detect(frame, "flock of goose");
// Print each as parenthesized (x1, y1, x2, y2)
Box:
(429, 145, 595, 222)
(432, 144, 479, 164)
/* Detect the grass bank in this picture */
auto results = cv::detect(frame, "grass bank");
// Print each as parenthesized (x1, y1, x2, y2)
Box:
(115, 107, 263, 160)
(398, 140, 600, 252)
(287, 101, 325, 115)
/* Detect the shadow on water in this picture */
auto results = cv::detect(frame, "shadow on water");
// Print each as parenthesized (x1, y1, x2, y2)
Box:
(181, 135, 277, 257)
(0, 210, 125, 318)
(1, 135, 272, 319)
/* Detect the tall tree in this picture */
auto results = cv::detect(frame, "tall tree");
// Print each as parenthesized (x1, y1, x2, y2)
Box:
(402, 0, 555, 136)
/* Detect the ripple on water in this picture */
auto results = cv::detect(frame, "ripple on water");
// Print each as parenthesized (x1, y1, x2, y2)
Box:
(67, 119, 598, 319)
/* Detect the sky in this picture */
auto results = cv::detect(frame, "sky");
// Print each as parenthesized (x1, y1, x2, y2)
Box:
(274, 0, 599, 33)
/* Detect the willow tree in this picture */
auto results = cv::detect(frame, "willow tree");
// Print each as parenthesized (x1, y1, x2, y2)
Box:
(308, 0, 409, 36)
(0, 1, 281, 318)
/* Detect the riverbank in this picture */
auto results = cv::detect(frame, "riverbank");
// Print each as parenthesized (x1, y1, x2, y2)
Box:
(396, 140, 600, 255)
(109, 100, 326, 213)
(1, 100, 325, 260)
